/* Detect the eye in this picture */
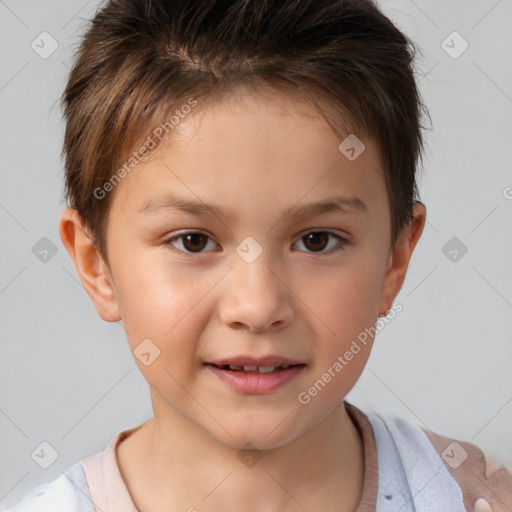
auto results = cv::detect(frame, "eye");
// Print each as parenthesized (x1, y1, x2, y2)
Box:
(164, 230, 349, 255)
(293, 231, 348, 254)
(164, 231, 219, 253)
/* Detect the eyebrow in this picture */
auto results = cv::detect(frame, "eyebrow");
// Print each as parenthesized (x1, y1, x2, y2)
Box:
(138, 193, 368, 220)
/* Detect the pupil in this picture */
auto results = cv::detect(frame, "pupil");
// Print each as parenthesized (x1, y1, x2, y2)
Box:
(184, 233, 207, 252)
(304, 232, 328, 251)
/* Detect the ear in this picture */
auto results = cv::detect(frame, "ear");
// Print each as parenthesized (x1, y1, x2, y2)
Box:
(378, 201, 426, 315)
(58, 208, 121, 322)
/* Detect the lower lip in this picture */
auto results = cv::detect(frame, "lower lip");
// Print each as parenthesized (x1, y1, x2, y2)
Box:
(205, 364, 305, 394)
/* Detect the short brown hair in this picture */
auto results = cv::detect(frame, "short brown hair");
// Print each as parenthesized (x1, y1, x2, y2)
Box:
(60, 0, 430, 268)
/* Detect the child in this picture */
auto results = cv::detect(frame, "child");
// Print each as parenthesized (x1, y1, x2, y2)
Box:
(4, 0, 511, 511)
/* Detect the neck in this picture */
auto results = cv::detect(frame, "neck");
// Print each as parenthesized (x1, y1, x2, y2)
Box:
(118, 399, 364, 512)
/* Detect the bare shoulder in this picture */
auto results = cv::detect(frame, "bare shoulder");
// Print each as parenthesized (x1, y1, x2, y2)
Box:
(420, 426, 512, 512)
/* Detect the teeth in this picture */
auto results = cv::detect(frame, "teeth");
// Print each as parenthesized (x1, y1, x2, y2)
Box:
(256, 366, 275, 373)
(219, 363, 294, 373)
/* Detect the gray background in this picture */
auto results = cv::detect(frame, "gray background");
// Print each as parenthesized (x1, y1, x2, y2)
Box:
(1, 0, 511, 507)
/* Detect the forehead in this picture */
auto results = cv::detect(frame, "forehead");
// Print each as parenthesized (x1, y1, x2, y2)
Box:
(111, 88, 387, 225)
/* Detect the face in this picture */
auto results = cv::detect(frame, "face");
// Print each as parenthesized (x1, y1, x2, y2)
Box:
(72, 88, 409, 450)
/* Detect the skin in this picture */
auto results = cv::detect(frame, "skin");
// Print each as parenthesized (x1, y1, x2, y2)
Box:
(59, 87, 426, 512)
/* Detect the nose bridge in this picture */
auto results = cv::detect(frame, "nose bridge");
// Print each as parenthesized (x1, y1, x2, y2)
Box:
(232, 243, 284, 301)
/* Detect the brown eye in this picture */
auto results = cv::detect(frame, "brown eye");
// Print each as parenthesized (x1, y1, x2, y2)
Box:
(182, 233, 208, 252)
(303, 232, 329, 252)
(294, 231, 348, 254)
(165, 231, 217, 253)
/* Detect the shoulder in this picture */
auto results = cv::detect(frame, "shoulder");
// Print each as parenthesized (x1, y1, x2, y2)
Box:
(419, 426, 512, 512)
(0, 463, 95, 512)
(364, 410, 467, 510)
(367, 412, 512, 512)
(363, 409, 512, 512)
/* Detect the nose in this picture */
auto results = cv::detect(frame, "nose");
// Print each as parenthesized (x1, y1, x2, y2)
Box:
(218, 254, 294, 333)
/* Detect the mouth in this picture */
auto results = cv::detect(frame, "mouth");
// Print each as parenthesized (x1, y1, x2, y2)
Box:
(206, 362, 306, 374)
(204, 358, 306, 394)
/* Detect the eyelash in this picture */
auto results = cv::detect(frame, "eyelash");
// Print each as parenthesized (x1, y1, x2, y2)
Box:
(163, 230, 349, 256)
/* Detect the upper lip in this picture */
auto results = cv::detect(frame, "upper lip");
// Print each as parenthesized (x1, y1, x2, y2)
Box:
(207, 356, 305, 367)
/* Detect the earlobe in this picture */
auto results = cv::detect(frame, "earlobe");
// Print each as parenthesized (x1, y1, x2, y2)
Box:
(378, 202, 426, 315)
(58, 208, 121, 322)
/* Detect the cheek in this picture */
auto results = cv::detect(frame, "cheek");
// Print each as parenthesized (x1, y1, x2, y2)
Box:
(302, 256, 383, 341)
(111, 250, 210, 357)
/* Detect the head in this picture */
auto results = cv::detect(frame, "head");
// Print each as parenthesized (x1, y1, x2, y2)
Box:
(59, 0, 428, 450)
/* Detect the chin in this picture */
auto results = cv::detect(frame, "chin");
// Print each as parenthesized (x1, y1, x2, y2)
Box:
(208, 420, 303, 452)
